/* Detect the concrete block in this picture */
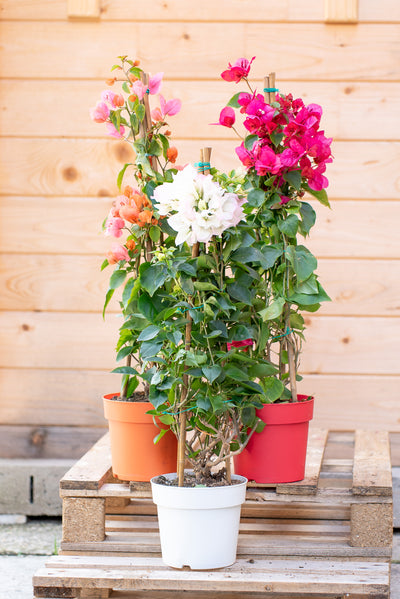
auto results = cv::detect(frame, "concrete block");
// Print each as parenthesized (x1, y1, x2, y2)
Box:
(392, 466, 400, 528)
(0, 459, 73, 516)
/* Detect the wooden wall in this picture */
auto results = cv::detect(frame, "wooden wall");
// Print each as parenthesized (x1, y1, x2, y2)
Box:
(0, 0, 399, 459)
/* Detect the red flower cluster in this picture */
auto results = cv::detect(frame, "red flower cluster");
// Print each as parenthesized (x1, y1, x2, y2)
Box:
(234, 91, 332, 191)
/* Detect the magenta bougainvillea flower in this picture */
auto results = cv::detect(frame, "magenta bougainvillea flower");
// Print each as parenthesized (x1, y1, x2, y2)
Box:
(221, 57, 255, 83)
(216, 106, 236, 128)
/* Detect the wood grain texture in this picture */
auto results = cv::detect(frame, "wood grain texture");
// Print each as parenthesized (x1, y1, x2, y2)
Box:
(1, 138, 400, 199)
(60, 433, 111, 490)
(0, 312, 399, 375)
(1, 198, 399, 260)
(2, 79, 400, 141)
(0, 425, 105, 458)
(1, 254, 398, 316)
(1, 0, 400, 21)
(1, 22, 400, 80)
(352, 430, 392, 496)
(0, 368, 116, 426)
(325, 0, 358, 23)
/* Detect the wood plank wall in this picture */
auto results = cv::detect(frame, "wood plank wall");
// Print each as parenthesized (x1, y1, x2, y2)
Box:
(0, 0, 399, 459)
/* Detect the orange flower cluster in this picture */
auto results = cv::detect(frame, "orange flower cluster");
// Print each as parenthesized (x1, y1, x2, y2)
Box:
(116, 186, 157, 227)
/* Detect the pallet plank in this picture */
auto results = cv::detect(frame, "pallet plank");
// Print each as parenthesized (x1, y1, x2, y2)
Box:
(352, 430, 392, 496)
(60, 433, 112, 490)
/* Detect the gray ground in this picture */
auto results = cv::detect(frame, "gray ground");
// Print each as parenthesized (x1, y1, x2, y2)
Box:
(1, 468, 400, 598)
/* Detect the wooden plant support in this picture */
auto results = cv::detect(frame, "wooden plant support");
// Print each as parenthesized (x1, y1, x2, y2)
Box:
(33, 429, 392, 598)
(264, 72, 297, 402)
(177, 147, 212, 486)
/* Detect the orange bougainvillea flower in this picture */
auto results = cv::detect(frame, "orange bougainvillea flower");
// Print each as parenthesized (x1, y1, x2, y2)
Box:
(167, 146, 178, 164)
(105, 77, 117, 86)
(125, 238, 136, 251)
(137, 210, 154, 226)
(119, 204, 140, 223)
(128, 73, 139, 83)
(133, 59, 141, 66)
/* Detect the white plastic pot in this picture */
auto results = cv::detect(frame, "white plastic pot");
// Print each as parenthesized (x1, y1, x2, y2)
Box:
(151, 471, 247, 570)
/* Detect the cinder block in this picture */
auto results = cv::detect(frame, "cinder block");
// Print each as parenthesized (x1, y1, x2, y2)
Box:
(0, 459, 73, 516)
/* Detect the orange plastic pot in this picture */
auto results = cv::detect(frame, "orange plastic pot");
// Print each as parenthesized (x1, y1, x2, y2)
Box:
(103, 393, 177, 482)
(233, 395, 314, 484)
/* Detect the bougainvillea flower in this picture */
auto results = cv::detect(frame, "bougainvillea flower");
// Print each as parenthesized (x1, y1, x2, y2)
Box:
(227, 339, 253, 351)
(235, 142, 256, 168)
(221, 57, 255, 83)
(153, 164, 245, 246)
(105, 215, 125, 237)
(214, 106, 236, 128)
(106, 243, 130, 264)
(255, 146, 281, 176)
(152, 95, 182, 121)
(167, 146, 178, 163)
(89, 102, 110, 123)
(101, 90, 124, 108)
(279, 196, 291, 205)
(119, 203, 140, 223)
(137, 210, 154, 226)
(148, 72, 164, 94)
(105, 122, 125, 139)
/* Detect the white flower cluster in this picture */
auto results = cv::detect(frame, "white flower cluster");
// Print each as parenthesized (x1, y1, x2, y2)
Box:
(153, 164, 244, 246)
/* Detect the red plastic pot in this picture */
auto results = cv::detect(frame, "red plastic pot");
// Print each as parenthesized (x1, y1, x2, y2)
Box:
(234, 395, 314, 484)
(103, 394, 177, 482)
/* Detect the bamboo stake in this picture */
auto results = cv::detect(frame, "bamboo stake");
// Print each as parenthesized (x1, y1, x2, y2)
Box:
(178, 149, 213, 486)
(264, 72, 276, 104)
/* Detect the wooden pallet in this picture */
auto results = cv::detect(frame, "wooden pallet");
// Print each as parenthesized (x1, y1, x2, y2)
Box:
(33, 429, 393, 598)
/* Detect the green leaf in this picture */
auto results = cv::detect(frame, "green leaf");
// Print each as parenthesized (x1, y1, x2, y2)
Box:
(102, 288, 115, 318)
(193, 281, 219, 292)
(263, 377, 285, 402)
(140, 340, 163, 360)
(109, 269, 126, 290)
(100, 258, 109, 271)
(148, 137, 163, 157)
(248, 363, 279, 378)
(259, 245, 283, 269)
(137, 324, 161, 342)
(227, 282, 253, 305)
(196, 396, 212, 411)
(259, 297, 285, 321)
(202, 365, 223, 383)
(111, 366, 138, 375)
(304, 183, 330, 207)
(247, 188, 265, 208)
(149, 386, 169, 409)
(231, 246, 264, 265)
(283, 170, 302, 191)
(140, 263, 169, 297)
(137, 293, 157, 321)
(299, 202, 316, 235)
(158, 134, 170, 159)
(227, 92, 241, 108)
(241, 406, 256, 426)
(225, 366, 249, 382)
(270, 131, 284, 147)
(292, 246, 318, 283)
(136, 103, 146, 122)
(180, 274, 194, 295)
(149, 226, 161, 243)
(116, 346, 134, 362)
(278, 214, 299, 238)
(244, 134, 258, 151)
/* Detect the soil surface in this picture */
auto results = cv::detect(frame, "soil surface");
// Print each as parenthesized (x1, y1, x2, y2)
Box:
(153, 471, 241, 488)
(110, 391, 147, 402)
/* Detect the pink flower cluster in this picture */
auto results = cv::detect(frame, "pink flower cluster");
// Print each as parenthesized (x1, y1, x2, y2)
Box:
(235, 92, 332, 191)
(218, 57, 333, 192)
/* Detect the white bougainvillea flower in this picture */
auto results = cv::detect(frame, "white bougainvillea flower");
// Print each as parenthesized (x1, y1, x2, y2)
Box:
(153, 164, 245, 245)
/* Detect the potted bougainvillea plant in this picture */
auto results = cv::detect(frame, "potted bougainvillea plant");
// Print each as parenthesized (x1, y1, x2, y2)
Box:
(90, 56, 183, 481)
(92, 53, 333, 570)
(210, 57, 333, 484)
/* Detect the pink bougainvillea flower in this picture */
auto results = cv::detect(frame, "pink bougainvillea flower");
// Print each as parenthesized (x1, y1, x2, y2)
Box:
(89, 101, 110, 123)
(106, 243, 130, 265)
(151, 94, 182, 121)
(221, 57, 255, 83)
(227, 339, 253, 351)
(130, 80, 147, 101)
(235, 142, 256, 168)
(255, 145, 281, 176)
(279, 195, 291, 205)
(148, 72, 164, 94)
(105, 122, 125, 139)
(213, 106, 236, 128)
(101, 90, 124, 108)
(105, 215, 125, 237)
